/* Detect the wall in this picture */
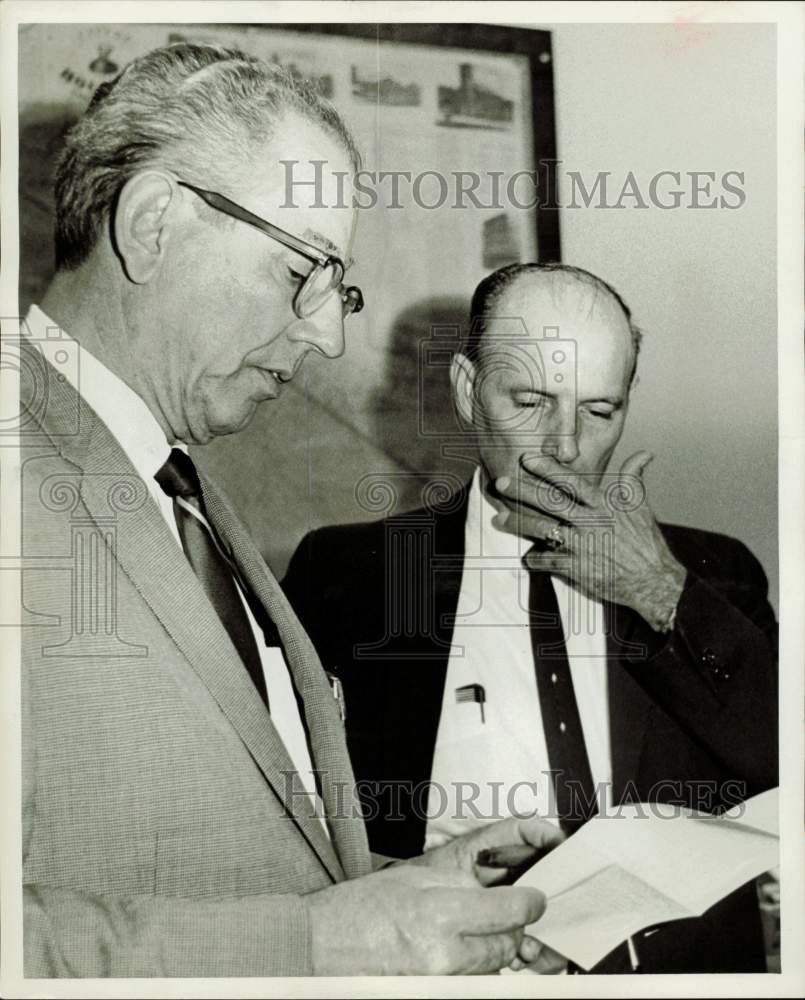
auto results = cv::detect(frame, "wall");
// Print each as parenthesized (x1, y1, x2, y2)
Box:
(18, 21, 778, 609)
(223, 20, 778, 607)
(548, 22, 777, 608)
(201, 21, 778, 609)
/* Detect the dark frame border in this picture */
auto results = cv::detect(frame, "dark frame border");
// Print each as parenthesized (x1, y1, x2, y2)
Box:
(264, 21, 561, 262)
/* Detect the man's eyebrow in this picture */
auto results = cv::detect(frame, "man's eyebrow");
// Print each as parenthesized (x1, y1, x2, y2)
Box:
(302, 228, 355, 269)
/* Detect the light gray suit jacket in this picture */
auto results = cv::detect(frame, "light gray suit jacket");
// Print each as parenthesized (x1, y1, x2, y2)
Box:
(20, 339, 372, 977)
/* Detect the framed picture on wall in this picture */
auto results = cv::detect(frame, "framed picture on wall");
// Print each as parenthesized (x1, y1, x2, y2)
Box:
(20, 22, 560, 298)
(17, 20, 560, 551)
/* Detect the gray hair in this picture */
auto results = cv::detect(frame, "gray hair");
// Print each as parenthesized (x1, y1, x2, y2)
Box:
(464, 262, 643, 383)
(54, 42, 360, 270)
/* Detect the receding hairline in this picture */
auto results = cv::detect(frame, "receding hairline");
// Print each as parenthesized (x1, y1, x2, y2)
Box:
(469, 269, 640, 392)
(477, 270, 631, 348)
(495, 268, 628, 320)
(463, 262, 643, 387)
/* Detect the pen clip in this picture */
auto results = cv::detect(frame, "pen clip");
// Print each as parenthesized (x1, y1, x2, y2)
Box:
(326, 672, 346, 723)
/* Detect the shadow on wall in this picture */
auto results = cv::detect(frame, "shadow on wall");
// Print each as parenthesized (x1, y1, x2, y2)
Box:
(367, 296, 480, 516)
(19, 107, 78, 313)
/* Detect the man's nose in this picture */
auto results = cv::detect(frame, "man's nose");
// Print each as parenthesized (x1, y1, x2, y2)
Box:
(538, 410, 580, 464)
(290, 293, 345, 360)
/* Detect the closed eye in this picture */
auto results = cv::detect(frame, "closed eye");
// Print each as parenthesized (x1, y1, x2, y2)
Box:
(513, 394, 550, 409)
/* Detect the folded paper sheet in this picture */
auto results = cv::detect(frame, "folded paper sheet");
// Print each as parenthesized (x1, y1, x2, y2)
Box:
(519, 788, 779, 970)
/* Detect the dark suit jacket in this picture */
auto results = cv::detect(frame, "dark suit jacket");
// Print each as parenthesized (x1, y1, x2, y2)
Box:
(283, 484, 778, 974)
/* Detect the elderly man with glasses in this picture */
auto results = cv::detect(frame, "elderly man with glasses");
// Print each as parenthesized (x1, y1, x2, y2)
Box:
(19, 43, 563, 979)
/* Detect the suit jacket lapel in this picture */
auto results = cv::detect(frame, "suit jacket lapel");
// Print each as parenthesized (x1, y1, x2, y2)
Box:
(606, 602, 653, 796)
(202, 479, 371, 880)
(27, 346, 347, 882)
(432, 489, 469, 635)
(386, 487, 469, 794)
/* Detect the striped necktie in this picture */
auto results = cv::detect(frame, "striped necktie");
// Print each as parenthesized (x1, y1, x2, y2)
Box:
(155, 448, 269, 708)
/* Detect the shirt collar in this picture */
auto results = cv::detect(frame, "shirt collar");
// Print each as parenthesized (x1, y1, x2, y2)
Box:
(466, 466, 532, 563)
(24, 305, 178, 482)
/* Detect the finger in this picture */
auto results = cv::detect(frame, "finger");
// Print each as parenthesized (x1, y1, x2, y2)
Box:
(458, 930, 522, 975)
(477, 886, 546, 932)
(518, 942, 567, 974)
(493, 472, 581, 523)
(491, 507, 571, 550)
(527, 943, 568, 975)
(473, 862, 514, 887)
(516, 816, 566, 852)
(385, 858, 478, 889)
(432, 885, 546, 935)
(518, 936, 567, 974)
(523, 548, 572, 576)
(619, 450, 653, 481)
(517, 934, 544, 965)
(470, 815, 563, 853)
(517, 454, 599, 508)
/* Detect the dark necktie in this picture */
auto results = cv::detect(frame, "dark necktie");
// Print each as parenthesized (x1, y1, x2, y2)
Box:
(155, 449, 269, 709)
(526, 557, 598, 834)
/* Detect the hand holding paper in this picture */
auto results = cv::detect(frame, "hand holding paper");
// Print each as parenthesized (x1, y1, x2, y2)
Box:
(517, 788, 779, 971)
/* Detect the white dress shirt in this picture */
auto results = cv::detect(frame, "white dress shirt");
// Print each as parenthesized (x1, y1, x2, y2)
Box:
(25, 306, 328, 832)
(425, 467, 611, 847)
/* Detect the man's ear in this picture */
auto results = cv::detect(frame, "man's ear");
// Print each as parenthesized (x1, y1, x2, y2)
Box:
(450, 351, 477, 426)
(113, 171, 177, 284)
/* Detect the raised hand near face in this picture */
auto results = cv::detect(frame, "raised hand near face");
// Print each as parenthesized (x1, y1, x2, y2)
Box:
(492, 450, 687, 632)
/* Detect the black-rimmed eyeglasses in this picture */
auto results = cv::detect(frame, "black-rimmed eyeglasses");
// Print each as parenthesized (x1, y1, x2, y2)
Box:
(177, 181, 364, 320)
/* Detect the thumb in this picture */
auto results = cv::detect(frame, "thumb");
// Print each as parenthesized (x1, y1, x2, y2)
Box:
(620, 450, 654, 481)
(460, 886, 547, 934)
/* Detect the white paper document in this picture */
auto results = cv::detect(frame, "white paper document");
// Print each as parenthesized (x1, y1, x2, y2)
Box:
(519, 788, 779, 970)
